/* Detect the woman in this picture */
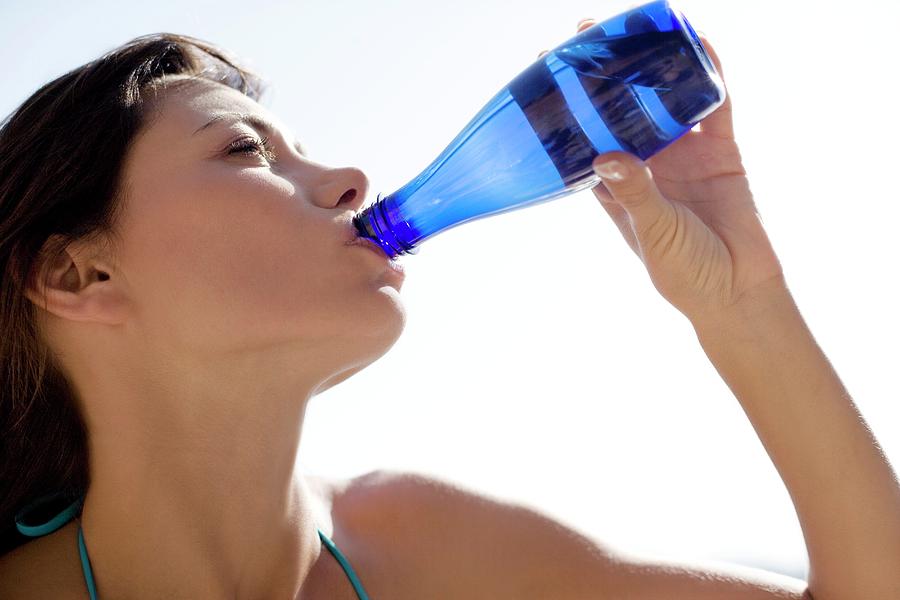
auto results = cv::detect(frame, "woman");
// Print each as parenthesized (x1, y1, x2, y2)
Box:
(0, 18, 897, 599)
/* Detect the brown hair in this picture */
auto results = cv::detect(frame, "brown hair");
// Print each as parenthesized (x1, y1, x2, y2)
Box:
(0, 33, 267, 556)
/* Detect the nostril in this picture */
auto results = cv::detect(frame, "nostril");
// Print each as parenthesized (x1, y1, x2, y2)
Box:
(338, 189, 357, 205)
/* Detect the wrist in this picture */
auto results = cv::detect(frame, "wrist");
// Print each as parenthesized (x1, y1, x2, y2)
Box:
(691, 274, 800, 343)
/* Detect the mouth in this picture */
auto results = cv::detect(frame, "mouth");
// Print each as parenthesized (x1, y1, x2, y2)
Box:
(347, 234, 389, 258)
(343, 217, 405, 276)
(344, 218, 361, 244)
(344, 217, 380, 249)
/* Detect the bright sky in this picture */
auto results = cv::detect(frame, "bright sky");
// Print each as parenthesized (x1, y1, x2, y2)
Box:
(3, 0, 898, 583)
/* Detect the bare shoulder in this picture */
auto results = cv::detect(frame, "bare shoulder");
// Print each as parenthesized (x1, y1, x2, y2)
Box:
(334, 468, 623, 598)
(336, 469, 811, 600)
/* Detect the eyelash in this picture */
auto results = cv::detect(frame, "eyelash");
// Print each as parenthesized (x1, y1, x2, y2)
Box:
(226, 135, 277, 162)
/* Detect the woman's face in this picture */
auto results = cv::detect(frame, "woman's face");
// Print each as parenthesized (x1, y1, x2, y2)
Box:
(113, 77, 405, 370)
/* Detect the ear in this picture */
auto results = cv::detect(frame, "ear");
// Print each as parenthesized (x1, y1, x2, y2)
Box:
(24, 235, 130, 326)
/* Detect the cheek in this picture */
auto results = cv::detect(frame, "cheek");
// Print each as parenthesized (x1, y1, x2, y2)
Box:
(119, 171, 369, 348)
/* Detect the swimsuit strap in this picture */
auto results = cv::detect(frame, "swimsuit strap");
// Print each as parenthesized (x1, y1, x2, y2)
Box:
(14, 492, 83, 537)
(318, 527, 371, 600)
(15, 494, 98, 600)
(77, 522, 99, 600)
(15, 493, 371, 600)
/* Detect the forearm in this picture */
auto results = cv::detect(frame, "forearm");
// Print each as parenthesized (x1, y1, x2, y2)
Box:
(692, 283, 900, 600)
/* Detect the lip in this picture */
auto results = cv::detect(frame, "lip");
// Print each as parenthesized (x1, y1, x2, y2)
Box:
(346, 234, 387, 255)
(345, 232, 405, 277)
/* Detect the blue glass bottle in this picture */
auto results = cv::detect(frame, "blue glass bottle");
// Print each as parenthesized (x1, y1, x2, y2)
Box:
(353, 0, 726, 259)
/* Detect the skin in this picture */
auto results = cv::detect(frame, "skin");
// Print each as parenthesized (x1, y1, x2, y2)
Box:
(8, 14, 898, 600)
(24, 76, 405, 598)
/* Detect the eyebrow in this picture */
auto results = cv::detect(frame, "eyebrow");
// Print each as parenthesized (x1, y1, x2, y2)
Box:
(193, 112, 307, 156)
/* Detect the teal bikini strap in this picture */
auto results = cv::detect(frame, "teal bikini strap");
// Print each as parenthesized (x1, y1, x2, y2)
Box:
(71, 525, 366, 600)
(77, 522, 99, 600)
(14, 493, 83, 537)
(14, 494, 97, 599)
(317, 528, 371, 600)
(16, 494, 370, 600)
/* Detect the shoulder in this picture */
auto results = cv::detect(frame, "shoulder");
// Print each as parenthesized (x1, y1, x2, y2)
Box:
(334, 468, 624, 599)
(336, 469, 811, 600)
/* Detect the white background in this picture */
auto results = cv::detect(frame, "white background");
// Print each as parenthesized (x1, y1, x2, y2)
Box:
(3, 0, 898, 582)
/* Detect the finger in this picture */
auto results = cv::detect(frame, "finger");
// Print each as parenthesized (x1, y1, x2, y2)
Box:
(696, 33, 724, 79)
(591, 152, 675, 252)
(591, 179, 613, 203)
(594, 186, 641, 258)
(577, 18, 596, 33)
(540, 17, 596, 60)
(695, 33, 735, 140)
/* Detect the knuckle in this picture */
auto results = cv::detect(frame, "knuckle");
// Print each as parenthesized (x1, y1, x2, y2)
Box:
(635, 205, 675, 248)
(617, 178, 654, 205)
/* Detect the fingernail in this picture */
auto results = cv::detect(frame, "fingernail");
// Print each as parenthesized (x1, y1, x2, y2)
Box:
(593, 160, 626, 181)
(577, 18, 595, 27)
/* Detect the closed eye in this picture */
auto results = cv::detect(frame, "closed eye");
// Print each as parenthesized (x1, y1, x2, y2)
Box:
(227, 135, 277, 162)
(196, 112, 309, 158)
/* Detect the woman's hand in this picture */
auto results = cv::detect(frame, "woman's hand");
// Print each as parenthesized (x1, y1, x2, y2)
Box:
(541, 20, 788, 325)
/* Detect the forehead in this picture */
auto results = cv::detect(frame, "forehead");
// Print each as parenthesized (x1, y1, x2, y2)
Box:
(143, 78, 283, 138)
(122, 78, 293, 192)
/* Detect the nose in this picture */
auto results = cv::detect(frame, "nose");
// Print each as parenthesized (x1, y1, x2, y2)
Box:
(318, 166, 369, 212)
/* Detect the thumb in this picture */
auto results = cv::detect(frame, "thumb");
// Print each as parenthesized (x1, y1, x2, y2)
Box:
(592, 152, 675, 245)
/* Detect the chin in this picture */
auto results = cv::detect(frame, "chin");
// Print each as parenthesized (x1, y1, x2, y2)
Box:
(312, 310, 406, 397)
(312, 364, 364, 396)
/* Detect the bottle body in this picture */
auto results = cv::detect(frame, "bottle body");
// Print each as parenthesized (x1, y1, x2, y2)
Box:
(354, 0, 726, 258)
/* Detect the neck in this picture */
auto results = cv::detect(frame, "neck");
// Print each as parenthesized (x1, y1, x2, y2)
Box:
(73, 344, 340, 599)
(81, 446, 321, 599)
